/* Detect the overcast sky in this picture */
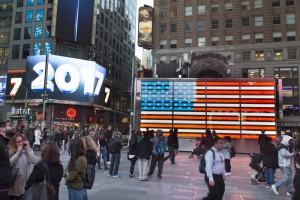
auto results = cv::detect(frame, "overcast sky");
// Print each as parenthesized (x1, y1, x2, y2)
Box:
(135, 0, 154, 60)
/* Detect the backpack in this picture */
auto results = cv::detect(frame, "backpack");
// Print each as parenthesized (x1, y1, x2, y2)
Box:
(199, 149, 215, 174)
(83, 164, 96, 189)
(230, 146, 236, 158)
(156, 137, 166, 155)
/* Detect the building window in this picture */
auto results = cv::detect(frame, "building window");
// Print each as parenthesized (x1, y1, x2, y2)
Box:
(36, 9, 44, 22)
(185, 22, 192, 31)
(225, 3, 233, 11)
(242, 18, 249, 26)
(13, 28, 21, 40)
(273, 32, 282, 42)
(198, 37, 205, 47)
(282, 86, 299, 97)
(286, 0, 294, 6)
(47, 8, 52, 20)
(160, 56, 167, 64)
(0, 47, 9, 64)
(274, 67, 298, 79)
(288, 48, 296, 59)
(286, 13, 295, 24)
(212, 20, 218, 29)
(45, 42, 52, 54)
(170, 24, 177, 32)
(226, 19, 232, 28)
(12, 45, 20, 59)
(33, 43, 41, 55)
(198, 20, 206, 31)
(255, 16, 263, 26)
(45, 25, 51, 38)
(283, 105, 299, 116)
(274, 50, 282, 61)
(225, 35, 233, 45)
(170, 39, 177, 48)
(170, 8, 177, 17)
(0, 32, 9, 44)
(241, 0, 250, 10)
(17, 0, 23, 7)
(198, 5, 205, 15)
(27, 0, 34, 6)
(24, 27, 32, 39)
(243, 52, 251, 61)
(26, 10, 33, 23)
(170, 55, 177, 64)
(15, 12, 23, 24)
(160, 24, 167, 33)
(212, 37, 219, 46)
(242, 68, 265, 78)
(22, 44, 30, 59)
(255, 33, 264, 43)
(160, 9, 167, 18)
(160, 40, 167, 49)
(287, 31, 296, 41)
(185, 6, 192, 16)
(242, 34, 250, 44)
(211, 4, 219, 13)
(256, 51, 264, 61)
(35, 26, 43, 38)
(254, 0, 263, 8)
(272, 0, 280, 7)
(185, 38, 192, 47)
(37, 0, 44, 5)
(273, 15, 281, 24)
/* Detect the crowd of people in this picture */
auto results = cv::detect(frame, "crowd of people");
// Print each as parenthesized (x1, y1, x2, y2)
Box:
(1, 121, 300, 200)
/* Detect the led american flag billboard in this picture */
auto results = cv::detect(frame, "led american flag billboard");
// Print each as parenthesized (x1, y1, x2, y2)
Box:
(135, 78, 277, 139)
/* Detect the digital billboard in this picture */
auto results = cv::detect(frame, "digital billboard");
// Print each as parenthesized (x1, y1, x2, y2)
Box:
(23, 54, 106, 104)
(0, 76, 7, 103)
(138, 6, 154, 49)
(55, 0, 95, 44)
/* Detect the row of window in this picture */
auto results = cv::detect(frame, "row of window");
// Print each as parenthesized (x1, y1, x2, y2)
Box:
(159, 32, 296, 49)
(0, 2, 13, 11)
(0, 47, 9, 65)
(15, 8, 52, 24)
(0, 32, 10, 44)
(14, 25, 51, 40)
(16, 0, 53, 7)
(12, 42, 52, 59)
(160, 0, 295, 17)
(242, 67, 298, 79)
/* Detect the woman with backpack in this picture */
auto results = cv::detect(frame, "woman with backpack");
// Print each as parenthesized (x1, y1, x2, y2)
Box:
(63, 139, 88, 200)
(128, 130, 138, 178)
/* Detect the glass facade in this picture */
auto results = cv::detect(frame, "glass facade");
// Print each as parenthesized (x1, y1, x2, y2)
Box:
(26, 10, 33, 23)
(36, 9, 44, 22)
(34, 26, 42, 38)
(33, 43, 41, 55)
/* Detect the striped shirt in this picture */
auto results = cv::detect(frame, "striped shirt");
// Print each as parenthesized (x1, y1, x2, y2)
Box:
(205, 147, 226, 181)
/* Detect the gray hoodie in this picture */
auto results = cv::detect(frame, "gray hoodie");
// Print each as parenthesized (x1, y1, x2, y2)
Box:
(278, 135, 294, 167)
(150, 130, 166, 155)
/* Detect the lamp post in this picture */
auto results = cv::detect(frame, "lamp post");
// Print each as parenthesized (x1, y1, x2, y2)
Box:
(19, 85, 28, 108)
(41, 52, 49, 131)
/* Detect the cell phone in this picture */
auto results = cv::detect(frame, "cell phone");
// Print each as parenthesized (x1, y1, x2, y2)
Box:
(23, 143, 27, 148)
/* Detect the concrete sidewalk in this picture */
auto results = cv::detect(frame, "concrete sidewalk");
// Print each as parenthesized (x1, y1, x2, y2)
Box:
(56, 150, 292, 200)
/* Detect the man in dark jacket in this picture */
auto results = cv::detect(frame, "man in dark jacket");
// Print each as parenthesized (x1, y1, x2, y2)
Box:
(25, 123, 35, 148)
(108, 131, 123, 178)
(165, 129, 176, 165)
(136, 131, 153, 181)
(104, 125, 113, 161)
(0, 122, 15, 200)
(128, 130, 138, 178)
(262, 137, 279, 189)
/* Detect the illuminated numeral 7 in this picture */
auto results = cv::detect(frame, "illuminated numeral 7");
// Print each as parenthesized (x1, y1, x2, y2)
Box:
(104, 87, 110, 103)
(10, 78, 22, 96)
(94, 70, 104, 96)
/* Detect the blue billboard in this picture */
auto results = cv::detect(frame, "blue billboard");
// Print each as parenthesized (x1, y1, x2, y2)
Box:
(0, 76, 7, 103)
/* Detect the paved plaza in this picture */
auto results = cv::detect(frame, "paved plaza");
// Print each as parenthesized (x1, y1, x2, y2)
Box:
(42, 149, 293, 200)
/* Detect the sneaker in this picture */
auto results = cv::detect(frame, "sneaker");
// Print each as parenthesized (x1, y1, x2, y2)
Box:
(129, 174, 135, 178)
(113, 175, 119, 178)
(108, 174, 112, 177)
(265, 185, 270, 189)
(147, 174, 152, 179)
(271, 184, 279, 196)
(157, 176, 161, 180)
(287, 192, 294, 196)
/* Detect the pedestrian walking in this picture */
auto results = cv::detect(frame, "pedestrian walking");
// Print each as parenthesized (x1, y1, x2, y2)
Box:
(148, 129, 166, 180)
(25, 142, 63, 200)
(8, 134, 39, 200)
(136, 131, 152, 181)
(203, 136, 226, 200)
(64, 139, 88, 200)
(173, 128, 179, 156)
(104, 125, 113, 162)
(222, 136, 232, 176)
(128, 130, 138, 178)
(166, 129, 176, 165)
(108, 131, 123, 178)
(98, 133, 108, 170)
(271, 134, 295, 196)
(262, 137, 278, 189)
(258, 130, 267, 153)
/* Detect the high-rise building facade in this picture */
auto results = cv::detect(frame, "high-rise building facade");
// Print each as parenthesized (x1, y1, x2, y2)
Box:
(2, 0, 137, 130)
(152, 0, 300, 134)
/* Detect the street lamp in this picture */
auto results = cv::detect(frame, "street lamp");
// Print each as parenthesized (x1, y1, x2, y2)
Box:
(19, 85, 28, 108)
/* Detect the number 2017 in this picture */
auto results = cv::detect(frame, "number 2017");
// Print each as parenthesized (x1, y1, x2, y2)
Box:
(31, 62, 104, 96)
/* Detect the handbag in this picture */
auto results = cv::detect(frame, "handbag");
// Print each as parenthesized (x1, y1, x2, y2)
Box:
(9, 167, 19, 186)
(21, 163, 56, 200)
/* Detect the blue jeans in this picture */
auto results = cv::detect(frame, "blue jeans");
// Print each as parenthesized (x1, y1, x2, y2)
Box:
(98, 147, 108, 169)
(264, 168, 276, 186)
(168, 147, 175, 164)
(68, 187, 88, 200)
(109, 153, 121, 175)
(275, 166, 293, 193)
